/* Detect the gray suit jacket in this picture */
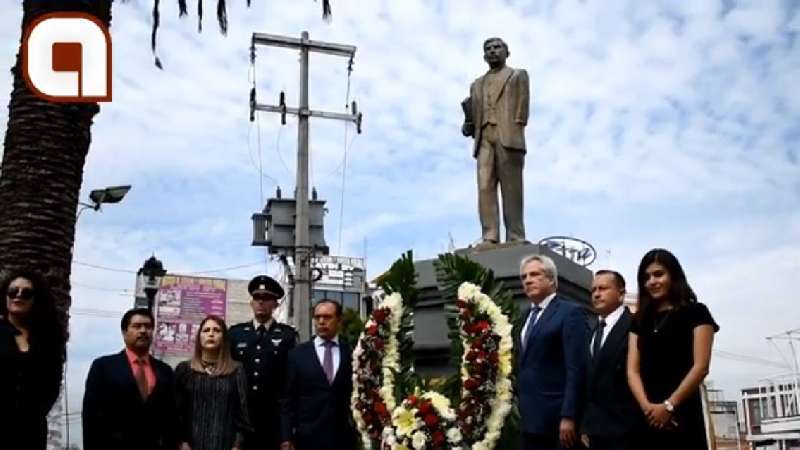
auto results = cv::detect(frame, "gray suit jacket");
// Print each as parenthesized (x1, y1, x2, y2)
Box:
(465, 66, 530, 157)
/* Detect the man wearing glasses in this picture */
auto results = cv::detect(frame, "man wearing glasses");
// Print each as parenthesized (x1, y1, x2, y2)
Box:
(230, 275, 298, 450)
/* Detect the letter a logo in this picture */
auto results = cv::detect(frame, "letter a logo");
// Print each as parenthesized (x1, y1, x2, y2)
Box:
(22, 13, 112, 103)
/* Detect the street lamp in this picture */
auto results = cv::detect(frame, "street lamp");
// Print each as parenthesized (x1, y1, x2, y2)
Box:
(77, 185, 132, 218)
(138, 255, 166, 312)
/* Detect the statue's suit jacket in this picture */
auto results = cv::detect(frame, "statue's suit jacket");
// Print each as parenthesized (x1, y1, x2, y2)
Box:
(467, 66, 530, 157)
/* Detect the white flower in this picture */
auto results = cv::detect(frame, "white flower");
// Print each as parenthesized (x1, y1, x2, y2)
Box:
(446, 427, 462, 443)
(411, 431, 427, 450)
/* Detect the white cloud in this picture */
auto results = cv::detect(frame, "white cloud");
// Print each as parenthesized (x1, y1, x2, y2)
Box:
(1, 0, 799, 440)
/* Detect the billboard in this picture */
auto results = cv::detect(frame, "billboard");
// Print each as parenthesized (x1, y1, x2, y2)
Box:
(153, 275, 227, 356)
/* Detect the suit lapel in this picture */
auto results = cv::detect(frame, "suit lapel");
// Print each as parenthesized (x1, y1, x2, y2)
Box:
(493, 66, 514, 103)
(332, 341, 351, 387)
(304, 340, 329, 385)
(522, 297, 561, 360)
(114, 351, 144, 403)
(594, 308, 631, 368)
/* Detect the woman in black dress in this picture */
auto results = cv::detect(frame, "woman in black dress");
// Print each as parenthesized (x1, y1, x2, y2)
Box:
(176, 315, 251, 450)
(0, 269, 65, 450)
(627, 249, 719, 450)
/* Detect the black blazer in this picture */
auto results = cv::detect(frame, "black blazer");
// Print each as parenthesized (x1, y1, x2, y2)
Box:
(581, 308, 639, 437)
(280, 339, 356, 450)
(82, 351, 178, 450)
(0, 319, 63, 450)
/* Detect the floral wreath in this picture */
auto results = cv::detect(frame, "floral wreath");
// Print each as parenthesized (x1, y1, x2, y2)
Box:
(352, 252, 516, 450)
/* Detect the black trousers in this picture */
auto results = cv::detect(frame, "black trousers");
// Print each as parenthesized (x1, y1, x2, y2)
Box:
(586, 435, 632, 450)
(520, 432, 589, 450)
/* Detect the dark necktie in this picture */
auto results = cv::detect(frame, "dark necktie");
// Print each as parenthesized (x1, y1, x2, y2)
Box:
(322, 340, 336, 384)
(133, 357, 149, 400)
(592, 318, 606, 360)
(522, 305, 542, 352)
(257, 324, 266, 339)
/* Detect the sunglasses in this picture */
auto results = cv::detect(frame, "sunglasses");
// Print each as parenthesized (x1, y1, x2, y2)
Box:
(7, 287, 34, 301)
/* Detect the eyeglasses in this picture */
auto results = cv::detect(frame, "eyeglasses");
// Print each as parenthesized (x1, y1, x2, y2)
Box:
(7, 287, 34, 301)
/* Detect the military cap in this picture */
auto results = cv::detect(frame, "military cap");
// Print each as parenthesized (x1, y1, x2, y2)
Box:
(248, 274, 284, 299)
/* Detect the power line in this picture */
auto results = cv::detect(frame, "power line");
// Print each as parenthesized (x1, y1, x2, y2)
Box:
(713, 349, 792, 370)
(73, 261, 137, 274)
(72, 260, 265, 275)
(71, 281, 133, 293)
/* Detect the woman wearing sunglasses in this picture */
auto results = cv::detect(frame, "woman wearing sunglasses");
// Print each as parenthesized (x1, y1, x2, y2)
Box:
(175, 315, 251, 450)
(0, 269, 66, 450)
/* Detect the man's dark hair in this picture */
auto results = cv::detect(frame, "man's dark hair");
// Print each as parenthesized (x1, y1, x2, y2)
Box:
(121, 308, 154, 331)
(595, 270, 626, 291)
(314, 299, 343, 317)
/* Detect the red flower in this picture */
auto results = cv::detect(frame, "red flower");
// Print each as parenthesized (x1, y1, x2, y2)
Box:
(432, 430, 446, 444)
(374, 338, 385, 351)
(455, 299, 467, 309)
(363, 412, 373, 423)
(366, 324, 378, 336)
(373, 309, 387, 323)
(419, 401, 432, 414)
(407, 395, 418, 406)
(464, 378, 480, 390)
(489, 352, 499, 364)
(475, 320, 491, 332)
(424, 414, 439, 427)
(374, 401, 388, 416)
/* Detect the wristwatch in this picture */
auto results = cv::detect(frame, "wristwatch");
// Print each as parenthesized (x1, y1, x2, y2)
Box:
(663, 400, 675, 413)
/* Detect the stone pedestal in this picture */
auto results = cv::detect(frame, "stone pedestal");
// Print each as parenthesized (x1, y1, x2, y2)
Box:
(411, 243, 592, 375)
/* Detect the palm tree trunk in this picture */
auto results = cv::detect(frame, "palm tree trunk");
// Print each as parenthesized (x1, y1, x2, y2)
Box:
(0, 0, 113, 347)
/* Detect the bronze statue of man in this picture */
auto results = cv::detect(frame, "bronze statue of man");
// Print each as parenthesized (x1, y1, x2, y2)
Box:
(462, 37, 530, 245)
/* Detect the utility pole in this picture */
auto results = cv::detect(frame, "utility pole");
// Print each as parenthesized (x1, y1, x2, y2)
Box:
(250, 31, 362, 340)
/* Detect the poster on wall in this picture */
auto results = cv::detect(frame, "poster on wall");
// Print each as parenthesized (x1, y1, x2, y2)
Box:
(154, 275, 227, 357)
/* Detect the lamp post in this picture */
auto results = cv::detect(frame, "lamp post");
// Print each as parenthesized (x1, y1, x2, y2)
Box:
(138, 256, 166, 312)
(76, 185, 132, 219)
(63, 184, 132, 449)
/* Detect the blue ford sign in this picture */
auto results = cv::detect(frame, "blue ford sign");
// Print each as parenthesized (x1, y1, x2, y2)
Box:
(538, 236, 597, 267)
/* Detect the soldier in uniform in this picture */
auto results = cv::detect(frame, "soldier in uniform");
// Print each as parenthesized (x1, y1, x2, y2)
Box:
(230, 275, 298, 450)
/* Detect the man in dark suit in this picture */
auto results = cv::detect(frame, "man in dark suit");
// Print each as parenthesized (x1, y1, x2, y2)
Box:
(230, 275, 298, 450)
(82, 308, 178, 450)
(280, 299, 356, 450)
(517, 254, 589, 450)
(581, 270, 638, 450)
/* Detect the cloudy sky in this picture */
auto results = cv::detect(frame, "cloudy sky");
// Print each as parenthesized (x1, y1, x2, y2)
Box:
(1, 0, 799, 443)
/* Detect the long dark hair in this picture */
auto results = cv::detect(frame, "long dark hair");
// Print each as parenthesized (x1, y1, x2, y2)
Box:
(635, 248, 697, 324)
(0, 268, 65, 360)
(189, 315, 238, 376)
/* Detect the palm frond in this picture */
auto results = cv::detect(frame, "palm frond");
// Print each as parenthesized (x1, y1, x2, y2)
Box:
(322, 0, 332, 22)
(150, 0, 163, 69)
(147, 1, 332, 68)
(197, 0, 203, 33)
(216, 0, 228, 35)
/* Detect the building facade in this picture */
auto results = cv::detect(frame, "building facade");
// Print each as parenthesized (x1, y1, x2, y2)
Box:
(741, 375, 800, 450)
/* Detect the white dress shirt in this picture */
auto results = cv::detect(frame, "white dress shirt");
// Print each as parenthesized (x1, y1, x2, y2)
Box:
(590, 304, 626, 355)
(314, 335, 341, 376)
(520, 292, 556, 343)
(253, 318, 274, 331)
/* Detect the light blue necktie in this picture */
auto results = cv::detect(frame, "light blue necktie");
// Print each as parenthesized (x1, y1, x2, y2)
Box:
(522, 305, 542, 351)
